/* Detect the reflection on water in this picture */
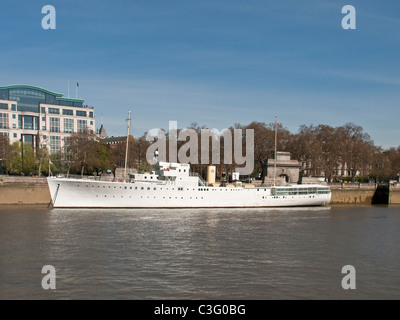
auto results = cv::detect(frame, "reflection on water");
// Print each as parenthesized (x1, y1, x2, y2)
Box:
(0, 205, 399, 299)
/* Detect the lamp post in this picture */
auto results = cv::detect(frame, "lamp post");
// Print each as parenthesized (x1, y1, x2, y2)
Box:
(20, 135, 24, 175)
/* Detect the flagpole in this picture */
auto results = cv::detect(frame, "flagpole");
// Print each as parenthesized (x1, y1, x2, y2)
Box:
(273, 116, 277, 187)
(76, 82, 79, 99)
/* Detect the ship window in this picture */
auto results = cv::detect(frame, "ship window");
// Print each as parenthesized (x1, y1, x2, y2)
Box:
(147, 187, 150, 190)
(154, 187, 156, 190)
(130, 187, 132, 189)
(135, 187, 137, 190)
(141, 187, 144, 190)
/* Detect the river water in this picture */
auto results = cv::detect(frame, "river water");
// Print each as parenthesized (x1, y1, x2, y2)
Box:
(0, 205, 399, 300)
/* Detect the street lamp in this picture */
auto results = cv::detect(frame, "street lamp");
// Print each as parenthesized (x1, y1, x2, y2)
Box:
(20, 135, 24, 175)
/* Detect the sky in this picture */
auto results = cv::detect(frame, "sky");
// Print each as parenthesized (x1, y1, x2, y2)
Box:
(0, 0, 399, 148)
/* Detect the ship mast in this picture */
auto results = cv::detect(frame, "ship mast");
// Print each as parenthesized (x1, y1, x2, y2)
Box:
(273, 116, 277, 187)
(123, 109, 131, 183)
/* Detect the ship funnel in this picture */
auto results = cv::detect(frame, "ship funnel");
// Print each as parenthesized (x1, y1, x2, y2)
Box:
(207, 165, 216, 185)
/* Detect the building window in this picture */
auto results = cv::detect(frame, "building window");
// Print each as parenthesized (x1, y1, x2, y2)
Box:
(0, 113, 9, 129)
(64, 118, 74, 133)
(0, 89, 8, 100)
(76, 110, 87, 117)
(9, 88, 45, 113)
(77, 119, 87, 133)
(48, 108, 60, 114)
(63, 109, 73, 116)
(49, 136, 61, 154)
(13, 133, 17, 138)
(11, 104, 16, 111)
(49, 117, 60, 132)
(12, 114, 16, 119)
(22, 116, 38, 130)
(89, 111, 93, 118)
(0, 103, 8, 110)
(41, 107, 46, 113)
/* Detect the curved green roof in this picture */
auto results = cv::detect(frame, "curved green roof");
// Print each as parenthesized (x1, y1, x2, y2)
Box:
(0, 84, 84, 102)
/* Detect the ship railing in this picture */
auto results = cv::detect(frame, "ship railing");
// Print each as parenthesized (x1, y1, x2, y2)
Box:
(190, 172, 207, 186)
(63, 174, 102, 181)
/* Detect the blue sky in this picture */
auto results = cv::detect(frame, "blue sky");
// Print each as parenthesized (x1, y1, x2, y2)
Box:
(0, 0, 399, 148)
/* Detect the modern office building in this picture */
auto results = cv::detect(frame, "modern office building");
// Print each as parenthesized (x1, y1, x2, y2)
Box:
(0, 84, 95, 154)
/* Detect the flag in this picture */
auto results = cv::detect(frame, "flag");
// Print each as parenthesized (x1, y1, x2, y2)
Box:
(77, 82, 79, 87)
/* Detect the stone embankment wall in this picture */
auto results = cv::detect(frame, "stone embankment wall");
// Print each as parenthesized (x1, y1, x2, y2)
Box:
(331, 189, 374, 204)
(330, 183, 400, 205)
(390, 189, 400, 205)
(1, 176, 399, 205)
(0, 176, 51, 205)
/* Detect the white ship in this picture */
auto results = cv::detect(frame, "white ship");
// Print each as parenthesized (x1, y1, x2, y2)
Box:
(47, 112, 331, 208)
(47, 160, 331, 208)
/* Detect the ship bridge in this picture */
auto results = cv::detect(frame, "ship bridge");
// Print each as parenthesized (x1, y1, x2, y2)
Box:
(130, 162, 201, 187)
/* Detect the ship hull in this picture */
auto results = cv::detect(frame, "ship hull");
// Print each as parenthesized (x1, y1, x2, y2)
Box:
(47, 178, 331, 208)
